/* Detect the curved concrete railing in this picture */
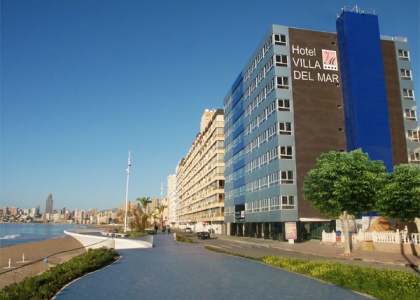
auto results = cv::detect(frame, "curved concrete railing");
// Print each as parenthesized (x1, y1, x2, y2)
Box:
(64, 229, 153, 250)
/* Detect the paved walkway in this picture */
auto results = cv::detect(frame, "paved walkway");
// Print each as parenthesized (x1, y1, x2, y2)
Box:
(54, 234, 371, 299)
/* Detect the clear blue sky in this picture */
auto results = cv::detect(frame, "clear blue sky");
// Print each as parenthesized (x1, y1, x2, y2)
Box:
(1, 0, 419, 212)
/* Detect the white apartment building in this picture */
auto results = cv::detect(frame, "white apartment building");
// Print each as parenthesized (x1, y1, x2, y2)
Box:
(176, 109, 225, 234)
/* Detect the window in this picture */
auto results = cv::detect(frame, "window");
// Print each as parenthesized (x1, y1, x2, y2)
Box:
(279, 122, 292, 135)
(261, 198, 269, 211)
(408, 130, 419, 142)
(268, 171, 279, 186)
(274, 34, 287, 45)
(280, 171, 294, 184)
(281, 195, 295, 209)
(245, 202, 252, 213)
(260, 176, 268, 189)
(253, 200, 261, 212)
(268, 147, 278, 162)
(403, 89, 415, 100)
(280, 146, 293, 159)
(268, 123, 278, 139)
(278, 99, 291, 111)
(398, 49, 410, 60)
(276, 76, 289, 89)
(410, 151, 420, 163)
(275, 55, 288, 67)
(405, 109, 417, 121)
(264, 57, 274, 75)
(401, 69, 412, 80)
(259, 153, 268, 167)
(263, 36, 273, 54)
(269, 196, 280, 210)
(266, 78, 275, 95)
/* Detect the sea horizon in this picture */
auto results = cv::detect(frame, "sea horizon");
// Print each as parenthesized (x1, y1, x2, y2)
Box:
(0, 223, 91, 248)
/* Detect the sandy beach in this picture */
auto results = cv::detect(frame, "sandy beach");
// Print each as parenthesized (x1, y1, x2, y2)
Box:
(0, 236, 86, 289)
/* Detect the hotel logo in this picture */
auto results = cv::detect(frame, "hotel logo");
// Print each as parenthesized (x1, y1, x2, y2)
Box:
(322, 49, 338, 70)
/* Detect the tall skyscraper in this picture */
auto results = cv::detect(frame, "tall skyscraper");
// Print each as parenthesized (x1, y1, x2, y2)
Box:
(223, 6, 418, 240)
(45, 194, 53, 215)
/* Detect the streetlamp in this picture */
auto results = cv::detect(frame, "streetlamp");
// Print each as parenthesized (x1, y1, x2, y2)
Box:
(124, 151, 131, 233)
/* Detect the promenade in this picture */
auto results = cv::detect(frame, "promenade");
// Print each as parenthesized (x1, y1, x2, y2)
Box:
(53, 233, 373, 299)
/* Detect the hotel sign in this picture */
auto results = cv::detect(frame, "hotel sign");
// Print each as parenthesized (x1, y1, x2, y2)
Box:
(291, 45, 339, 83)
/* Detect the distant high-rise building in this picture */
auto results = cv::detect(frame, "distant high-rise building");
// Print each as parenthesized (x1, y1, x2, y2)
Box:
(2, 207, 9, 216)
(10, 207, 18, 216)
(45, 194, 53, 215)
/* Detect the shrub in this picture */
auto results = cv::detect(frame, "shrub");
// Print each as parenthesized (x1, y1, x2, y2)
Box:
(176, 233, 195, 243)
(260, 256, 420, 300)
(0, 247, 118, 300)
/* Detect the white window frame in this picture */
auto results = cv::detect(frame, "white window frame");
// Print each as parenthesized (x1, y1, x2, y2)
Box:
(408, 130, 420, 142)
(274, 34, 287, 46)
(410, 151, 420, 163)
(403, 89, 415, 100)
(401, 69, 412, 80)
(398, 49, 410, 60)
(253, 200, 261, 212)
(276, 76, 289, 89)
(281, 195, 295, 209)
(275, 54, 288, 67)
(269, 196, 280, 210)
(245, 202, 252, 213)
(280, 171, 294, 184)
(278, 99, 291, 111)
(405, 109, 417, 121)
(280, 146, 293, 159)
(261, 198, 269, 211)
(279, 122, 292, 135)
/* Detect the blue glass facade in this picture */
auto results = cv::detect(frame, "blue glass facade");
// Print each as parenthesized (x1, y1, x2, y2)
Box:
(336, 10, 394, 171)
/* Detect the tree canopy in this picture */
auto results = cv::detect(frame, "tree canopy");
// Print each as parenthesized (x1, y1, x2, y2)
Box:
(303, 149, 386, 218)
(376, 164, 420, 222)
(303, 149, 387, 255)
(136, 197, 151, 209)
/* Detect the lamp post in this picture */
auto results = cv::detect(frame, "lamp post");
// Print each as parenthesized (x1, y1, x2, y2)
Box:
(210, 208, 213, 237)
(124, 151, 131, 233)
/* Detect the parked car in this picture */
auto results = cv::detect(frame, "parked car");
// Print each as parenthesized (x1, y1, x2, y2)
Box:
(199, 232, 210, 239)
(185, 227, 192, 233)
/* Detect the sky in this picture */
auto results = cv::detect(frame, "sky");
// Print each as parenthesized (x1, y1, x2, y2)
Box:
(1, 0, 419, 212)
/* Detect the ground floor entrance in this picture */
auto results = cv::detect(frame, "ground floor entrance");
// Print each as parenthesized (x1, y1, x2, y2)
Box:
(227, 220, 334, 242)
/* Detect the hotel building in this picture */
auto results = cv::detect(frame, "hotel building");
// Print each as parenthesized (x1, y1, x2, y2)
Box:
(176, 109, 225, 233)
(223, 6, 418, 240)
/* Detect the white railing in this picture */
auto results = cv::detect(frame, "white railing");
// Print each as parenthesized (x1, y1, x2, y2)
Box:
(322, 229, 420, 245)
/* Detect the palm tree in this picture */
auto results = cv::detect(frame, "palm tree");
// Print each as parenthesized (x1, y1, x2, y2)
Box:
(157, 204, 167, 229)
(136, 197, 151, 231)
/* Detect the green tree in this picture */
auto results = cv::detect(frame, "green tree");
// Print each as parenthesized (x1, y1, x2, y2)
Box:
(303, 149, 386, 255)
(157, 204, 167, 228)
(136, 197, 151, 231)
(376, 164, 420, 232)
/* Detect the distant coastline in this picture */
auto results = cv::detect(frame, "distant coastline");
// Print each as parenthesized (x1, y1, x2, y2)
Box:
(0, 223, 92, 248)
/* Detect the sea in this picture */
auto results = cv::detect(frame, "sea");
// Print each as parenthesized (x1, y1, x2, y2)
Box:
(0, 223, 90, 248)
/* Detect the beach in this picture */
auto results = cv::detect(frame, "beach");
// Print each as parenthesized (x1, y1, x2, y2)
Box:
(0, 236, 86, 289)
